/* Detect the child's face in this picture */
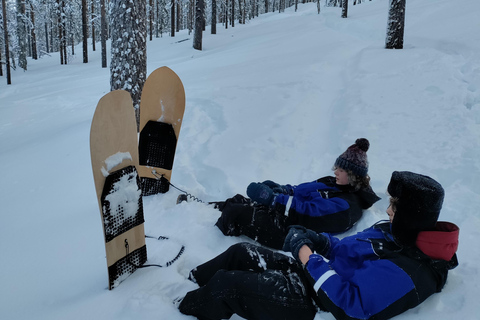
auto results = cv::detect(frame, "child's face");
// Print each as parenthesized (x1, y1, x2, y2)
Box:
(386, 205, 395, 223)
(334, 168, 349, 185)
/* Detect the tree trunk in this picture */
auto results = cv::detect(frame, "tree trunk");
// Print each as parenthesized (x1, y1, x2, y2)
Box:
(100, 0, 107, 67)
(193, 0, 204, 50)
(110, 0, 147, 130)
(58, 0, 64, 64)
(341, 0, 348, 18)
(385, 0, 406, 49)
(2, 0, 11, 84)
(149, 0, 153, 40)
(211, 0, 216, 34)
(45, 22, 49, 53)
(231, 0, 234, 27)
(82, 0, 89, 63)
(225, 0, 228, 29)
(30, 3, 38, 60)
(16, 0, 28, 70)
(91, 0, 96, 51)
(170, 0, 175, 36)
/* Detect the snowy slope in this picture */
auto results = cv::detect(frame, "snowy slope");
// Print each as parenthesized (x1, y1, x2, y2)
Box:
(1, 0, 480, 319)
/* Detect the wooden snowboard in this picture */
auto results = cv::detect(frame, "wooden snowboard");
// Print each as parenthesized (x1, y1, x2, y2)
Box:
(90, 90, 147, 290)
(138, 66, 186, 196)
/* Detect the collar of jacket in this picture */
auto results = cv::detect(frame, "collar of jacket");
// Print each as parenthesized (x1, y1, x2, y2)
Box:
(416, 221, 459, 261)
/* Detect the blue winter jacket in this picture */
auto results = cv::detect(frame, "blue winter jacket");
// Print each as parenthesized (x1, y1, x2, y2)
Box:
(273, 176, 380, 234)
(305, 222, 459, 320)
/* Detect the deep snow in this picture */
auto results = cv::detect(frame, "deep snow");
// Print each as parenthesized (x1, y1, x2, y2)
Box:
(1, 0, 480, 319)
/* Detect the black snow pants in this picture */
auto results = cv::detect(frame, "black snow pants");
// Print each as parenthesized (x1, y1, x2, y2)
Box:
(214, 194, 288, 249)
(178, 242, 317, 320)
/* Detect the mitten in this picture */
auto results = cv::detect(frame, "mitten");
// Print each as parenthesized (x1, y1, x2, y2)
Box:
(261, 180, 280, 189)
(283, 226, 314, 261)
(305, 230, 330, 256)
(247, 182, 276, 206)
(283, 225, 330, 257)
(261, 180, 293, 195)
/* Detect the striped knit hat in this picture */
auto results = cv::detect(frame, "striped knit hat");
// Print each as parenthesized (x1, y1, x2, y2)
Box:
(334, 138, 370, 177)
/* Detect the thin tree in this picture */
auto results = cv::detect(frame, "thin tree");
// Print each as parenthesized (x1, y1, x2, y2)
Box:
(100, 0, 107, 67)
(29, 2, 38, 60)
(2, 0, 12, 84)
(17, 0, 28, 70)
(170, 0, 174, 36)
(91, 0, 96, 51)
(211, 0, 216, 34)
(225, 0, 228, 29)
(82, 0, 88, 62)
(57, 0, 66, 64)
(110, 0, 147, 130)
(193, 0, 203, 50)
(149, 0, 153, 40)
(385, 0, 406, 49)
(231, 0, 234, 27)
(341, 0, 348, 18)
(187, 0, 193, 34)
(176, 1, 180, 32)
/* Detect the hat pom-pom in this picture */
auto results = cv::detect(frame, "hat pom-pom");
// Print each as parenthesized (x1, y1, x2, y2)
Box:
(355, 138, 370, 152)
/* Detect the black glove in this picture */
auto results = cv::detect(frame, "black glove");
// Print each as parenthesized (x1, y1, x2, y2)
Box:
(247, 182, 276, 206)
(283, 225, 330, 258)
(261, 180, 293, 195)
(282, 226, 314, 261)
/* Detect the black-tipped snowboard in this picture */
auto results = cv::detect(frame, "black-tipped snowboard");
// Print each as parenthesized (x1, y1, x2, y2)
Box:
(138, 66, 186, 196)
(90, 90, 147, 290)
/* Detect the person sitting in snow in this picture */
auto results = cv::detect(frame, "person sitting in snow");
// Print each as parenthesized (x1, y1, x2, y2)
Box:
(214, 138, 380, 249)
(178, 171, 459, 320)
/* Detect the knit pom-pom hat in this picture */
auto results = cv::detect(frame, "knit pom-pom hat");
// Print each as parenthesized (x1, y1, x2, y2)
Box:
(387, 171, 445, 246)
(334, 138, 370, 177)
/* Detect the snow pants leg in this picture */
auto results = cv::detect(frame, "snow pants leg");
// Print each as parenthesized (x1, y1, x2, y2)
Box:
(178, 243, 317, 320)
(215, 195, 287, 249)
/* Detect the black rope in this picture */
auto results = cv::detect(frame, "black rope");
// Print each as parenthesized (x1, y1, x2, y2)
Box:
(125, 236, 185, 269)
(152, 170, 204, 203)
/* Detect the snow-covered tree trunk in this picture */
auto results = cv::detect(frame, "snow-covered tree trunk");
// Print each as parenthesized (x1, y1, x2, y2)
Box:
(385, 0, 405, 49)
(341, 0, 348, 18)
(193, 0, 203, 50)
(110, 0, 147, 130)
(29, 3, 37, 60)
(16, 0, 28, 70)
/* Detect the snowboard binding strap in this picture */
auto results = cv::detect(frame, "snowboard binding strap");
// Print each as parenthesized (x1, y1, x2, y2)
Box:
(151, 170, 204, 203)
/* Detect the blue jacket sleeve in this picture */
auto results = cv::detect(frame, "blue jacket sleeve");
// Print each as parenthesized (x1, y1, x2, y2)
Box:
(274, 181, 349, 217)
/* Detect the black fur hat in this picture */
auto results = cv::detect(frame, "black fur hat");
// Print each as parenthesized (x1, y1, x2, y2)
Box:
(334, 138, 370, 177)
(387, 171, 445, 246)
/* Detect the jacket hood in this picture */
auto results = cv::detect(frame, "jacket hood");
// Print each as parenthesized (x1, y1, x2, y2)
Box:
(355, 185, 381, 209)
(416, 221, 459, 261)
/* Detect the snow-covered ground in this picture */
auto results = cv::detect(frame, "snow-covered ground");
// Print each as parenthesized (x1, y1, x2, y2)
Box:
(1, 0, 480, 319)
